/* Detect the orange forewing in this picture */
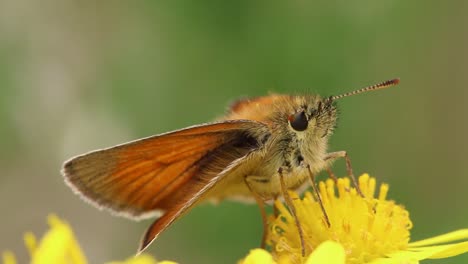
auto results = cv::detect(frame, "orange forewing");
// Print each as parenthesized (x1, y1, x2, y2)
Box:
(62, 120, 269, 251)
(63, 120, 266, 217)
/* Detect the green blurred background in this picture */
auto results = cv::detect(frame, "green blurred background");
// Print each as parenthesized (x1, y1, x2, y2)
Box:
(1, 1, 467, 263)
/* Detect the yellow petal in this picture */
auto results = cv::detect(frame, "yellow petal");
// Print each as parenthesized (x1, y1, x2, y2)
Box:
(407, 241, 468, 259)
(2, 251, 17, 264)
(240, 249, 276, 264)
(367, 254, 419, 264)
(408, 229, 468, 247)
(23, 232, 37, 257)
(368, 241, 468, 264)
(32, 224, 69, 263)
(31, 214, 87, 264)
(106, 254, 161, 264)
(305, 241, 346, 264)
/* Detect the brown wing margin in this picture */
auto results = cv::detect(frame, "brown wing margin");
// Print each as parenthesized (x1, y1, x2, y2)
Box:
(62, 120, 269, 221)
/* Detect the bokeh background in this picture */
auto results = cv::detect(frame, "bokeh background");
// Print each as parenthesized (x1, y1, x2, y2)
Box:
(1, 1, 467, 263)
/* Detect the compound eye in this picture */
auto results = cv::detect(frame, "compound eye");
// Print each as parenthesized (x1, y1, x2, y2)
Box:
(288, 111, 308, 131)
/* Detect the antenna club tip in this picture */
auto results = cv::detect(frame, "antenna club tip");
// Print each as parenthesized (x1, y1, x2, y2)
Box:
(391, 78, 400, 85)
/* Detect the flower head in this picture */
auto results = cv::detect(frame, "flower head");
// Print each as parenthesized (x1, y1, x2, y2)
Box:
(265, 174, 468, 264)
(2, 214, 175, 264)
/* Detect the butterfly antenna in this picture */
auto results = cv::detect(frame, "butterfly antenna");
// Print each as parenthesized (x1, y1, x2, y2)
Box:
(330, 78, 400, 101)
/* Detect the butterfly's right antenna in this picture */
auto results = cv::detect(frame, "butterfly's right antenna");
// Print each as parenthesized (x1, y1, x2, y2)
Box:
(330, 78, 400, 101)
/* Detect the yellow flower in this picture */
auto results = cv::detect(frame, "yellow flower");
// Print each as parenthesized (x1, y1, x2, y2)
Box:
(239, 241, 346, 264)
(2, 214, 174, 264)
(266, 174, 468, 263)
(106, 255, 177, 264)
(240, 248, 276, 264)
(22, 214, 87, 264)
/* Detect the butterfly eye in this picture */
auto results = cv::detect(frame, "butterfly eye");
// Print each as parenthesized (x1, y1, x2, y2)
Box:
(288, 111, 308, 131)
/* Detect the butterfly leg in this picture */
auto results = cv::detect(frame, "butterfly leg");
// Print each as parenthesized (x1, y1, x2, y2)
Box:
(325, 151, 363, 197)
(305, 165, 331, 227)
(326, 167, 353, 193)
(278, 167, 306, 257)
(325, 167, 338, 184)
(244, 176, 268, 249)
(273, 195, 279, 218)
